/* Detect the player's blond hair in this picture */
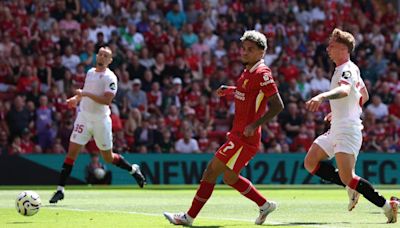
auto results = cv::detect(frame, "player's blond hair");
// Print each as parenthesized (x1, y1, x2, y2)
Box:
(331, 28, 355, 53)
(99, 46, 113, 55)
(240, 30, 267, 51)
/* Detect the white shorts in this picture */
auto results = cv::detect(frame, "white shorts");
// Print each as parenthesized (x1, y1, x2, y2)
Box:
(70, 112, 113, 151)
(314, 129, 362, 160)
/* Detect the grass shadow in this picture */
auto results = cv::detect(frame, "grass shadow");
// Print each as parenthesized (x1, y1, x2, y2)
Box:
(268, 222, 341, 226)
(189, 226, 223, 228)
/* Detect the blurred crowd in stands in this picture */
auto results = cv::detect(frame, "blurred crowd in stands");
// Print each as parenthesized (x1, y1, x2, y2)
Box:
(0, 0, 399, 155)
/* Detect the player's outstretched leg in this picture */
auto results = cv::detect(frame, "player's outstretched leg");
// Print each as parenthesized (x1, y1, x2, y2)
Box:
(305, 144, 357, 211)
(50, 157, 74, 203)
(225, 173, 276, 225)
(106, 152, 146, 188)
(50, 142, 83, 203)
(347, 176, 398, 223)
(164, 157, 225, 225)
(336, 153, 398, 223)
(49, 158, 73, 203)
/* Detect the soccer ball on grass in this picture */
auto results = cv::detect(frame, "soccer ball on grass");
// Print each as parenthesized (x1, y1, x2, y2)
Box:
(15, 191, 41, 216)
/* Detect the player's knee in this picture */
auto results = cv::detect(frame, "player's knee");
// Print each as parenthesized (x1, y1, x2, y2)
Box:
(222, 174, 238, 185)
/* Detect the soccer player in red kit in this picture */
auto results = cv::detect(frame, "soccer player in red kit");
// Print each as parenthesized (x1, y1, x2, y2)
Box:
(164, 30, 284, 226)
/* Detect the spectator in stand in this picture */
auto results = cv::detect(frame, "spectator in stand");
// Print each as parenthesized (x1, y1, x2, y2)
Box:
(121, 24, 145, 52)
(38, 8, 56, 32)
(126, 79, 147, 112)
(134, 118, 156, 152)
(166, 3, 187, 30)
(52, 55, 67, 93)
(175, 131, 200, 154)
(59, 11, 80, 32)
(389, 93, 400, 123)
(85, 153, 112, 185)
(36, 95, 55, 152)
(17, 66, 41, 95)
(154, 128, 174, 153)
(80, 0, 100, 15)
(0, 130, 8, 155)
(62, 45, 80, 74)
(279, 102, 303, 139)
(80, 41, 96, 72)
(7, 96, 32, 140)
(310, 67, 330, 95)
(366, 95, 388, 119)
(147, 82, 162, 116)
(36, 55, 52, 93)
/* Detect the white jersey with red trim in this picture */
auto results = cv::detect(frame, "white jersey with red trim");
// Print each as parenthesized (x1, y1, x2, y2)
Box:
(79, 68, 118, 119)
(330, 60, 365, 131)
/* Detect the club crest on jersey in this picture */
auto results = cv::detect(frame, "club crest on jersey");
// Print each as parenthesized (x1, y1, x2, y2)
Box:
(242, 79, 249, 89)
(109, 82, 116, 90)
(342, 71, 351, 79)
(260, 73, 273, 86)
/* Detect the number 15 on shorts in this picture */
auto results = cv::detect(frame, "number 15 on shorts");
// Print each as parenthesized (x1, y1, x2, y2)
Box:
(74, 124, 84, 133)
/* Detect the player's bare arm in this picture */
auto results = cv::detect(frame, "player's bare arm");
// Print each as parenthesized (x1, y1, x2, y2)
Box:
(77, 89, 115, 105)
(306, 84, 351, 112)
(360, 87, 369, 106)
(216, 85, 236, 97)
(243, 93, 284, 137)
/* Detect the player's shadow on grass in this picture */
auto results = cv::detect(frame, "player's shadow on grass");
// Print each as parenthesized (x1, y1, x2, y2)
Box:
(190, 226, 223, 228)
(42, 204, 69, 208)
(7, 222, 33, 224)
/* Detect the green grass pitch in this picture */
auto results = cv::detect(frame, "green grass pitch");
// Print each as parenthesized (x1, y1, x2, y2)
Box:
(0, 185, 399, 228)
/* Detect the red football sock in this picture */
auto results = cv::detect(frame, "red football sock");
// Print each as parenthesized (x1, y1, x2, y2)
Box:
(187, 181, 215, 218)
(348, 176, 360, 190)
(230, 176, 267, 207)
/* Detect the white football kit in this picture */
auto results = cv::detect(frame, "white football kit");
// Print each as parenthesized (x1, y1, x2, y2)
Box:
(315, 60, 365, 159)
(70, 68, 118, 150)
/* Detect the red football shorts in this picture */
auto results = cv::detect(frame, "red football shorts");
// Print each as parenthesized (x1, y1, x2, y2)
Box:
(215, 136, 258, 174)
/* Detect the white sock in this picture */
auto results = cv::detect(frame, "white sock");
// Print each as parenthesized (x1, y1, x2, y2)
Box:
(185, 213, 194, 222)
(382, 200, 391, 212)
(130, 164, 138, 174)
(260, 201, 269, 209)
(57, 186, 65, 193)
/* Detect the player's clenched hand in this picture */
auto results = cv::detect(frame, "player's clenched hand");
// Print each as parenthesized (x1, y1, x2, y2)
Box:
(243, 123, 257, 137)
(324, 112, 332, 122)
(216, 85, 236, 97)
(66, 96, 78, 108)
(306, 95, 323, 112)
(75, 89, 83, 97)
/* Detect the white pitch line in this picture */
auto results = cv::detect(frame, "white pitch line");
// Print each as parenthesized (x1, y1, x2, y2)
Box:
(5, 205, 329, 228)
(45, 207, 330, 227)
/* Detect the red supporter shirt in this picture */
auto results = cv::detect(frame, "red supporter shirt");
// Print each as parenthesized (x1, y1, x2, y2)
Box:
(229, 60, 278, 146)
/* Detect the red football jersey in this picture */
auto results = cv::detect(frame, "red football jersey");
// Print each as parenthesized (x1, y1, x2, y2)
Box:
(229, 60, 278, 146)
